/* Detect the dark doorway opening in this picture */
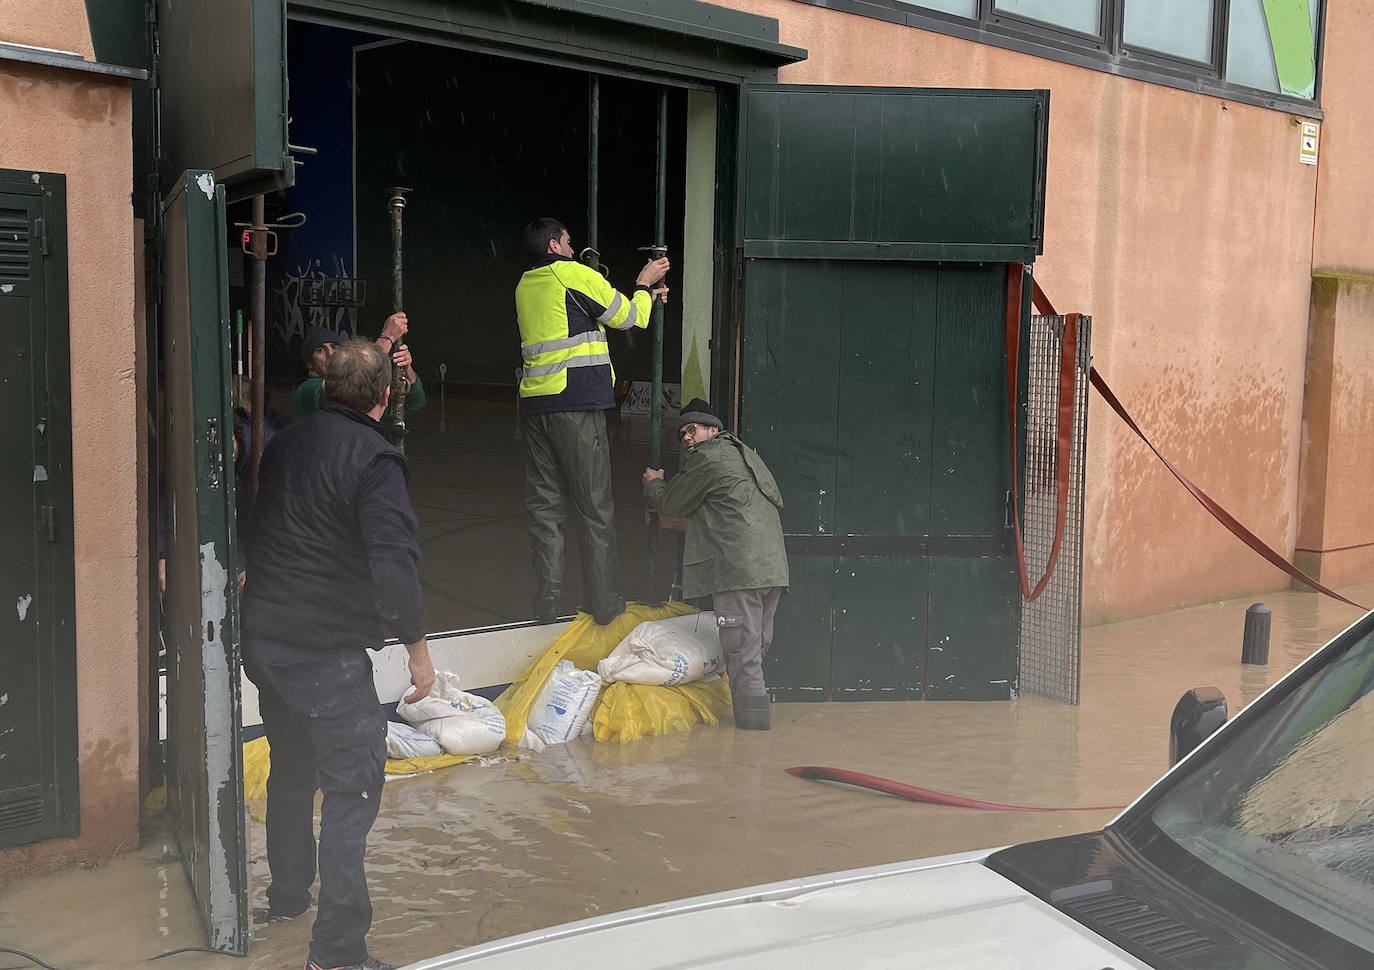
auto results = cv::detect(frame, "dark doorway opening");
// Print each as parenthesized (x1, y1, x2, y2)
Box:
(232, 21, 698, 632)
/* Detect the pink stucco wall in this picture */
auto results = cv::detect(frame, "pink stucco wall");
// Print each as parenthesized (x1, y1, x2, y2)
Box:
(1294, 0, 1374, 591)
(2, 0, 95, 59)
(0, 41, 139, 873)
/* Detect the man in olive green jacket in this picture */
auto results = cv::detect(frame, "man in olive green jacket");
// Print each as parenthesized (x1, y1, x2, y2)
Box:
(642, 399, 788, 730)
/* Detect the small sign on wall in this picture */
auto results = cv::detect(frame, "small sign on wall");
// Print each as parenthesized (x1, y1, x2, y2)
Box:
(1300, 121, 1320, 166)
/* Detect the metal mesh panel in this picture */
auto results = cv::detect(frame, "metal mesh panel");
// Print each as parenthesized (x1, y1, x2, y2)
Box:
(1019, 314, 1091, 704)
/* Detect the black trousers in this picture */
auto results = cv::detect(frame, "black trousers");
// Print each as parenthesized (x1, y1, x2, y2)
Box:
(522, 409, 623, 622)
(243, 639, 386, 968)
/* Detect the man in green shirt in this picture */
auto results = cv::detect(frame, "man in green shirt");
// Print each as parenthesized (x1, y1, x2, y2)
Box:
(292, 314, 426, 423)
(642, 399, 789, 730)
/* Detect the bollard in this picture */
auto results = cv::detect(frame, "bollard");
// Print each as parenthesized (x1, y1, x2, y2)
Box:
(1241, 602, 1271, 665)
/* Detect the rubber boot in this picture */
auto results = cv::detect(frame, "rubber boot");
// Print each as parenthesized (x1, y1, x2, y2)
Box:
(534, 590, 561, 624)
(733, 693, 771, 731)
(593, 596, 626, 626)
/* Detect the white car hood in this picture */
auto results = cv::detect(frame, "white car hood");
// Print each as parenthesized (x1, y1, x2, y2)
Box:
(405, 850, 1152, 969)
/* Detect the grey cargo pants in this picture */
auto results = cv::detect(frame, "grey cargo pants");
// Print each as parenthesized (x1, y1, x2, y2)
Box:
(712, 586, 784, 697)
(523, 409, 624, 623)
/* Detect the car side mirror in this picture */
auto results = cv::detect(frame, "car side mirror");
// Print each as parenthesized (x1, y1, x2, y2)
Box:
(1170, 687, 1228, 766)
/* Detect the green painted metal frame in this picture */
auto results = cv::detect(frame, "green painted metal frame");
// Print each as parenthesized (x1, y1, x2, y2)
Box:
(161, 171, 250, 953)
(158, 0, 292, 200)
(289, 0, 802, 85)
(0, 171, 79, 846)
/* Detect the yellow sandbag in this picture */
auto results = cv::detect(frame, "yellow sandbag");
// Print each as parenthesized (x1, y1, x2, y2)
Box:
(494, 601, 697, 742)
(592, 677, 734, 744)
(495, 601, 734, 744)
(142, 783, 167, 817)
(241, 735, 480, 800)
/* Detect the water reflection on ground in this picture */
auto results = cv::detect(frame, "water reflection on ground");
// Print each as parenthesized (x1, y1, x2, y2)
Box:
(3, 581, 1370, 969)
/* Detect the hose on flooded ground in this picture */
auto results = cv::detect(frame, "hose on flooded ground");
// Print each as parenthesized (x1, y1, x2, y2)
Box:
(787, 766, 1126, 812)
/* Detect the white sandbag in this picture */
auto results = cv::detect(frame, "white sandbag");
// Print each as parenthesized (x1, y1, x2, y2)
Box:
(597, 613, 723, 687)
(525, 660, 602, 746)
(386, 721, 444, 760)
(396, 670, 506, 755)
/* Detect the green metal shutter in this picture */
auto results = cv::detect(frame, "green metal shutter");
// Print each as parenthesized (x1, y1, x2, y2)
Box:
(737, 85, 1046, 701)
(0, 173, 79, 848)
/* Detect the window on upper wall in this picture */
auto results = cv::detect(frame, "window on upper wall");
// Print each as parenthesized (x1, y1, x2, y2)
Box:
(994, 0, 1102, 37)
(811, 0, 1324, 111)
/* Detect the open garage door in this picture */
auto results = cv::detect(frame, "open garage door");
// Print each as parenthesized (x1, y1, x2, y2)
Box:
(736, 85, 1048, 701)
(162, 171, 250, 953)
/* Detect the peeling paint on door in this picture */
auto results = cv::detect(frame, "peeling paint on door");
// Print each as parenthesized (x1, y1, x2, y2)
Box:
(199, 540, 241, 949)
(17, 594, 32, 621)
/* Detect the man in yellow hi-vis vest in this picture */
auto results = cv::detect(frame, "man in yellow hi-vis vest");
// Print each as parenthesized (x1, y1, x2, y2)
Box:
(515, 218, 669, 625)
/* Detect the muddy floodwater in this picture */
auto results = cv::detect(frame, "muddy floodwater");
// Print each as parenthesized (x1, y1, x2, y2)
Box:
(3, 581, 1370, 970)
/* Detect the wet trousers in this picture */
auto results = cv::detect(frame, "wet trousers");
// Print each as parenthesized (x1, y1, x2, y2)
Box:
(242, 639, 386, 968)
(712, 586, 784, 697)
(523, 409, 624, 623)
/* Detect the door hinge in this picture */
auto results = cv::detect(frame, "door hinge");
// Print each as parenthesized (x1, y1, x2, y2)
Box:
(35, 217, 49, 257)
(206, 417, 220, 489)
(41, 505, 55, 542)
(732, 247, 744, 285)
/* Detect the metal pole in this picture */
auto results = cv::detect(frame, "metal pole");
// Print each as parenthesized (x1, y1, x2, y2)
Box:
(588, 76, 600, 253)
(388, 186, 411, 451)
(248, 195, 267, 501)
(646, 89, 669, 588)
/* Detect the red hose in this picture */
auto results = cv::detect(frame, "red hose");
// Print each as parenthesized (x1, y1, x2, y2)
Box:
(787, 766, 1125, 813)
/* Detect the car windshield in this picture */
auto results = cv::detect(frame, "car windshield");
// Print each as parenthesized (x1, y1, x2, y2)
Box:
(1146, 620, 1374, 952)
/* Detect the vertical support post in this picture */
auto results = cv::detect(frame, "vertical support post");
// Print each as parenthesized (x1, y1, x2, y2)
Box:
(588, 75, 600, 253)
(646, 88, 669, 587)
(248, 195, 267, 501)
(388, 186, 411, 452)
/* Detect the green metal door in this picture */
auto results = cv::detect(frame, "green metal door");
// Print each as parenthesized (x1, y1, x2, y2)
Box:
(162, 171, 249, 951)
(737, 85, 1046, 701)
(0, 173, 78, 848)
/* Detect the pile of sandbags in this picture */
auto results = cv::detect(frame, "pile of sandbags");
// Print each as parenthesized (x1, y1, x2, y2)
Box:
(496, 604, 734, 746)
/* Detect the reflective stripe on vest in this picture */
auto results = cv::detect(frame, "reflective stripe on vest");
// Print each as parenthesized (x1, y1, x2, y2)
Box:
(521, 329, 605, 358)
(522, 350, 612, 379)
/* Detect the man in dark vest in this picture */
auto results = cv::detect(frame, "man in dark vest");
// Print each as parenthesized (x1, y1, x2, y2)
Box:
(242, 337, 434, 970)
(642, 399, 789, 730)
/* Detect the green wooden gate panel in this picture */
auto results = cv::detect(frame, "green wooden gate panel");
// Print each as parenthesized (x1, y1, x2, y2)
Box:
(738, 84, 1040, 700)
(0, 174, 78, 848)
(763, 554, 835, 702)
(832, 555, 926, 700)
(931, 263, 1013, 536)
(834, 263, 936, 538)
(158, 0, 291, 199)
(924, 557, 1019, 700)
(162, 171, 249, 952)
(741, 86, 1048, 261)
(739, 259, 841, 536)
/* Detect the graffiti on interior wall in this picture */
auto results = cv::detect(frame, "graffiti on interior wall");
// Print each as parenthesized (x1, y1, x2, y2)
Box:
(271, 255, 359, 347)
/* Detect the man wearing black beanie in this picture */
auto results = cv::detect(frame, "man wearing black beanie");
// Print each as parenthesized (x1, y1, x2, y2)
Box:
(642, 399, 789, 730)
